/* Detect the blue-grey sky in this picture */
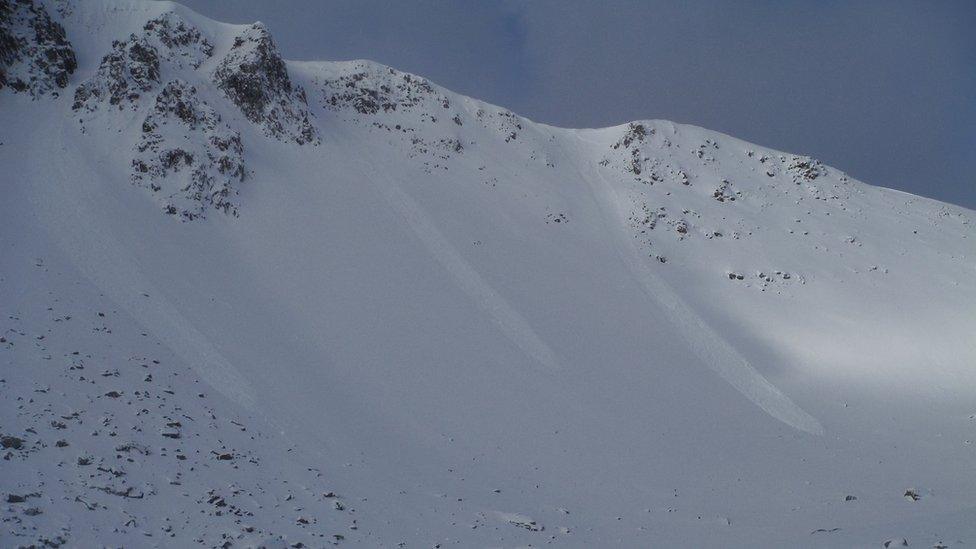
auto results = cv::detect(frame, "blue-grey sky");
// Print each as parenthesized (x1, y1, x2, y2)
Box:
(179, 0, 976, 208)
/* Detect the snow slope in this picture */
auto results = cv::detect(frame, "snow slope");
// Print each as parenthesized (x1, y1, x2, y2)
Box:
(2, 1, 975, 546)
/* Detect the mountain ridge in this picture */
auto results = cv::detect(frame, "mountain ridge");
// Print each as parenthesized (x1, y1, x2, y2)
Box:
(2, 1, 975, 547)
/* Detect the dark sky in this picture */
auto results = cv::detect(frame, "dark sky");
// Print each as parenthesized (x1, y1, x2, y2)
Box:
(178, 0, 976, 209)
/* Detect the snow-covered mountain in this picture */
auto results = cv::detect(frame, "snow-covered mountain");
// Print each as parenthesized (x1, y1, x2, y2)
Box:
(2, 1, 974, 546)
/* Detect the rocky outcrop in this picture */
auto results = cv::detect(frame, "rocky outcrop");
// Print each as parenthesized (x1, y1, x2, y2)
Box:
(612, 122, 649, 150)
(319, 62, 448, 117)
(603, 122, 688, 186)
(69, 13, 241, 220)
(0, 0, 76, 97)
(132, 80, 246, 220)
(786, 155, 826, 183)
(212, 23, 317, 144)
(72, 35, 159, 111)
(72, 12, 213, 113)
(142, 12, 213, 69)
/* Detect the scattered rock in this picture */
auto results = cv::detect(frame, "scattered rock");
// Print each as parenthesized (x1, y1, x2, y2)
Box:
(1, 434, 24, 449)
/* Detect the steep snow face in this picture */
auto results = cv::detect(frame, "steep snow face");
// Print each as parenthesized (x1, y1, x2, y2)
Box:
(2, 1, 975, 547)
(583, 119, 975, 384)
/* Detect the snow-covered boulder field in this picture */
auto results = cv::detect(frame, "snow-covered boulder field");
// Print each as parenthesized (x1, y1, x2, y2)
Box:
(2, 1, 974, 547)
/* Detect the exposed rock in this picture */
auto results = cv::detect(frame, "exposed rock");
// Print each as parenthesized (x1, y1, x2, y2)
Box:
(713, 179, 737, 202)
(212, 23, 317, 144)
(545, 212, 568, 224)
(1, 434, 24, 449)
(602, 122, 683, 184)
(132, 79, 246, 219)
(0, 0, 76, 96)
(72, 12, 212, 113)
(787, 155, 826, 183)
(499, 512, 544, 532)
(319, 62, 445, 117)
(142, 12, 213, 69)
(612, 123, 649, 150)
(72, 35, 160, 111)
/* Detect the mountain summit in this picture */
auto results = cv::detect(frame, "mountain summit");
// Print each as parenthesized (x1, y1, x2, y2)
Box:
(2, 1, 974, 547)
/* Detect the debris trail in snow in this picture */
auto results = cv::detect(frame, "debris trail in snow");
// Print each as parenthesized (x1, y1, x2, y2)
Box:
(23, 116, 258, 409)
(573, 132, 823, 435)
(359, 160, 561, 373)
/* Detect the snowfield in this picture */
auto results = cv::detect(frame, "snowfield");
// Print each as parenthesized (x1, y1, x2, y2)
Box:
(2, 1, 975, 547)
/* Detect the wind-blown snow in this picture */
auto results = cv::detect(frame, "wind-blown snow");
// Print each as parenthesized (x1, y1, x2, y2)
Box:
(2, 1, 975, 547)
